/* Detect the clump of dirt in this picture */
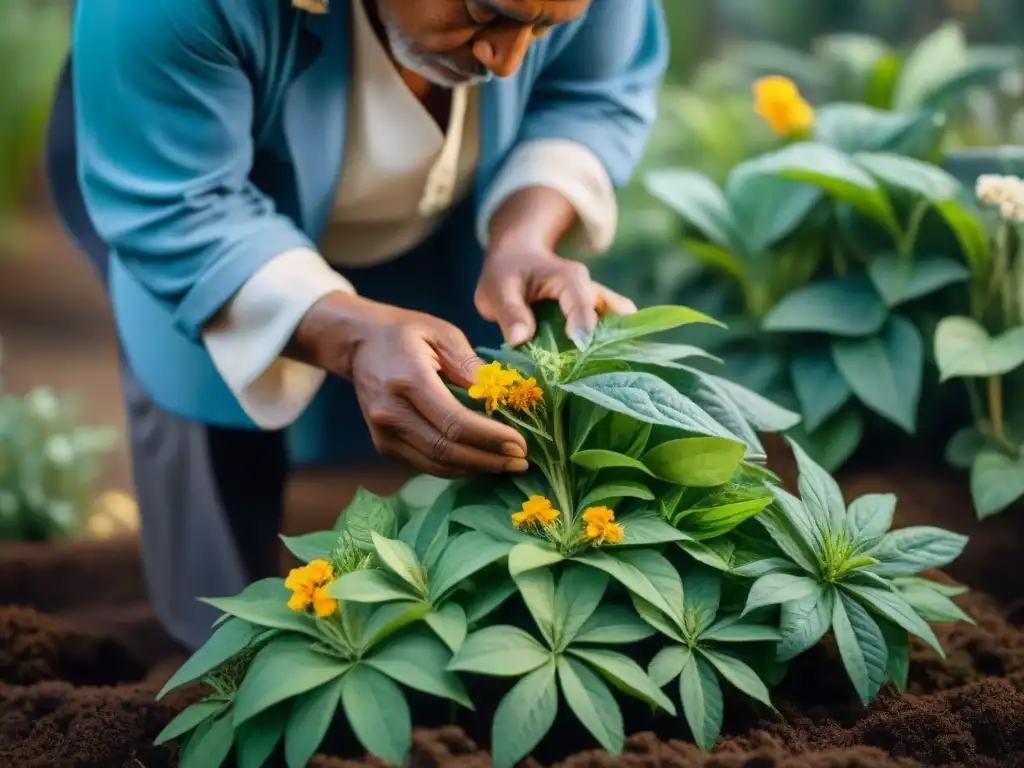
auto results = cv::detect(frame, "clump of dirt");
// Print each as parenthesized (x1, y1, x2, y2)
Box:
(4, 462, 1024, 767)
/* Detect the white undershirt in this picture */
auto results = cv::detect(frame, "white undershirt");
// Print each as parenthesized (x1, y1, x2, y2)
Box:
(203, 0, 619, 429)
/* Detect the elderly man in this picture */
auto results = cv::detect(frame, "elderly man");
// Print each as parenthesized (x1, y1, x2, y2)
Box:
(47, 0, 667, 649)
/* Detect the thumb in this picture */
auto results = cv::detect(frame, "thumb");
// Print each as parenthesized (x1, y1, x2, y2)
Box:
(430, 326, 486, 389)
(488, 278, 535, 347)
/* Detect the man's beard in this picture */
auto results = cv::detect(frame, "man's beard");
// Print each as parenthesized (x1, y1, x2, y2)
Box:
(380, 13, 493, 88)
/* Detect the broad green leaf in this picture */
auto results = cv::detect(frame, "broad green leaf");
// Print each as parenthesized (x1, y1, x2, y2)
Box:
(464, 578, 519, 624)
(234, 636, 352, 724)
(725, 170, 822, 254)
(371, 533, 426, 594)
(702, 619, 781, 644)
(893, 22, 967, 110)
(428, 531, 513, 602)
(832, 591, 887, 705)
(945, 427, 993, 471)
(842, 584, 943, 655)
(514, 566, 557, 645)
(681, 497, 773, 542)
(341, 664, 411, 766)
(155, 701, 225, 746)
(158, 619, 264, 699)
(593, 305, 725, 348)
(970, 450, 1024, 519)
(491, 662, 559, 768)
(280, 531, 342, 564)
(643, 168, 738, 249)
(934, 317, 1024, 381)
(680, 566, 722, 633)
(778, 585, 835, 661)
(831, 316, 923, 434)
(358, 601, 432, 651)
(813, 102, 940, 154)
(366, 628, 473, 708)
(612, 511, 690, 546)
(448, 625, 551, 676)
(607, 341, 721, 371)
(769, 481, 827, 559)
(703, 373, 801, 433)
(554, 565, 608, 648)
(450, 504, 533, 545)
(641, 436, 746, 487)
(200, 596, 320, 640)
(338, 488, 398, 549)
(578, 480, 655, 510)
(878, 618, 909, 692)
(236, 706, 286, 768)
(413, 483, 457, 563)
(571, 448, 656, 477)
(895, 581, 973, 624)
(785, 405, 864, 473)
(648, 644, 688, 687)
(743, 573, 819, 616)
(569, 647, 676, 713)
(738, 142, 894, 226)
(865, 526, 968, 577)
(327, 569, 421, 604)
(630, 594, 685, 643)
(559, 372, 738, 442)
(574, 604, 656, 645)
(397, 473, 453, 511)
(178, 713, 234, 768)
(733, 557, 802, 579)
(284, 676, 346, 768)
(762, 277, 888, 337)
(867, 255, 969, 308)
(698, 647, 773, 708)
(753, 500, 820, 575)
(508, 541, 564, 576)
(789, 436, 847, 534)
(679, 650, 724, 752)
(578, 548, 680, 616)
(557, 656, 625, 754)
(790, 348, 852, 434)
(424, 602, 469, 653)
(847, 493, 896, 545)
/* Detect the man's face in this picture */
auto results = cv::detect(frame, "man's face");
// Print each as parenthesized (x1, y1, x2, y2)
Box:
(374, 0, 591, 87)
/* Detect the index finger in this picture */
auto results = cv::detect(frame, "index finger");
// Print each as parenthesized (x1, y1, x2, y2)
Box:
(405, 364, 528, 458)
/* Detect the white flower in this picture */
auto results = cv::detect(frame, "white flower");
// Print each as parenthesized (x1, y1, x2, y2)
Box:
(292, 0, 328, 13)
(976, 174, 1024, 222)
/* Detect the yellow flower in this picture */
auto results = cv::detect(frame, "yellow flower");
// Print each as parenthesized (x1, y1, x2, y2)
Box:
(505, 377, 544, 412)
(468, 361, 522, 414)
(512, 495, 560, 529)
(291, 0, 329, 14)
(582, 506, 624, 545)
(286, 559, 337, 617)
(753, 76, 814, 137)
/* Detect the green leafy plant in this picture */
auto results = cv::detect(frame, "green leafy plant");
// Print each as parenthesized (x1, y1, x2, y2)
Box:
(0, 342, 119, 540)
(736, 439, 969, 702)
(156, 303, 970, 767)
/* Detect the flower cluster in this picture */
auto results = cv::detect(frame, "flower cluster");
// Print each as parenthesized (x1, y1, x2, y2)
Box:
(581, 506, 624, 545)
(285, 559, 338, 618)
(469, 362, 544, 414)
(976, 174, 1024, 223)
(753, 76, 814, 137)
(512, 495, 560, 529)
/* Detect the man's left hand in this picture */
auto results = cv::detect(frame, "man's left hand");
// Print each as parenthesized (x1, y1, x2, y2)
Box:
(475, 189, 636, 348)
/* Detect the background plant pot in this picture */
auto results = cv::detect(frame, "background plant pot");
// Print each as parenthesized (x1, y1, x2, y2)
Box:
(942, 146, 1024, 186)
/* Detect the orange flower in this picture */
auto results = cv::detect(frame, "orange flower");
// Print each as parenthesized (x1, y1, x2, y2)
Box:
(512, 495, 560, 529)
(468, 362, 522, 414)
(285, 558, 338, 617)
(753, 76, 814, 137)
(582, 506, 624, 545)
(505, 377, 544, 412)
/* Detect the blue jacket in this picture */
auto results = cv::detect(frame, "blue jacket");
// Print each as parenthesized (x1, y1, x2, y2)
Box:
(67, 0, 668, 429)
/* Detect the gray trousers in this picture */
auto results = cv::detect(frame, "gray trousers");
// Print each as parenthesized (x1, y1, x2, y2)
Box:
(122, 365, 288, 651)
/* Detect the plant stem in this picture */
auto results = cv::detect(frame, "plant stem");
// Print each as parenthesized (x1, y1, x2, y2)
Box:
(965, 378, 985, 427)
(899, 200, 931, 258)
(988, 375, 1008, 444)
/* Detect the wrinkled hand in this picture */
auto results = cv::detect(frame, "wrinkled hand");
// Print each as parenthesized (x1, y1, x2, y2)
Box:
(291, 293, 528, 478)
(475, 239, 637, 348)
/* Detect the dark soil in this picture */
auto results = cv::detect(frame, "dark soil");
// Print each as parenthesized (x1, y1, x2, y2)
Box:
(3, 457, 1024, 768)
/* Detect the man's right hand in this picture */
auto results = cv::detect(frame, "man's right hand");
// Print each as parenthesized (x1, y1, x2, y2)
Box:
(289, 292, 529, 478)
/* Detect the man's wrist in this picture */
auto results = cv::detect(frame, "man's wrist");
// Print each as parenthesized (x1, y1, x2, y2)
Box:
(286, 291, 378, 379)
(487, 187, 578, 256)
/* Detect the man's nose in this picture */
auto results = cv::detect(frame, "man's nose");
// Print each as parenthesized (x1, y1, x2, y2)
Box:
(472, 26, 535, 78)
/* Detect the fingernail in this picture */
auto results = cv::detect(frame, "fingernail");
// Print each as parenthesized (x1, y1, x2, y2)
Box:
(502, 441, 526, 458)
(504, 458, 529, 473)
(568, 326, 592, 350)
(509, 323, 529, 346)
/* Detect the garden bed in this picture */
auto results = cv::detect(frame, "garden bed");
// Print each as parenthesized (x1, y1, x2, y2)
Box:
(3, 456, 1024, 768)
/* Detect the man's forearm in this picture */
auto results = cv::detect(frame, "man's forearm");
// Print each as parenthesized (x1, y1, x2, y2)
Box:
(487, 187, 579, 253)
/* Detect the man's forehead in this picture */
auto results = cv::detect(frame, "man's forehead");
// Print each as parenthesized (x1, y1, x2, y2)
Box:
(470, 0, 588, 26)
